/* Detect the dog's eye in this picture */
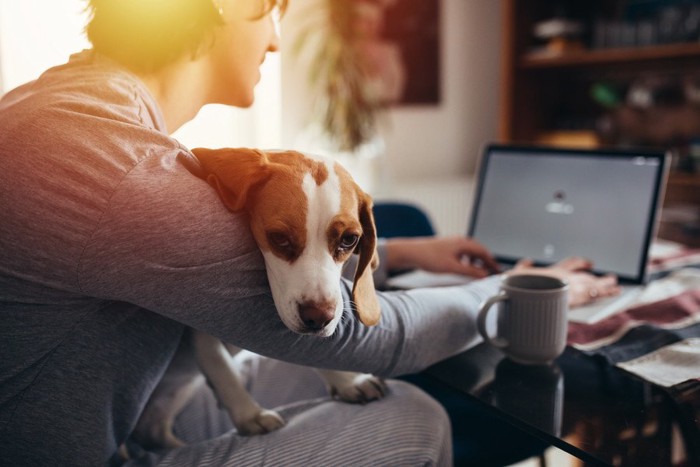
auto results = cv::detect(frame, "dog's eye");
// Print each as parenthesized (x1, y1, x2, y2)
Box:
(339, 233, 360, 251)
(268, 232, 292, 249)
(267, 231, 302, 261)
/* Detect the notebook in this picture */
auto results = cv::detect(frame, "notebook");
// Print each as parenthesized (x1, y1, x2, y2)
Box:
(388, 143, 670, 323)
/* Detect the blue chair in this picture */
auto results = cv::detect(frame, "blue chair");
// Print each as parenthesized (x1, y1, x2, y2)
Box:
(372, 202, 435, 238)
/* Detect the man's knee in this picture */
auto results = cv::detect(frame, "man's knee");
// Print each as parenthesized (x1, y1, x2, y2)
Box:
(379, 379, 453, 466)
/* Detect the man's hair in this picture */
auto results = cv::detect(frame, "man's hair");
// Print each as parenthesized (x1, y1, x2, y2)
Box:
(85, 0, 288, 73)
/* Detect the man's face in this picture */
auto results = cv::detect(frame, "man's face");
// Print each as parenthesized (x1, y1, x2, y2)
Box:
(206, 0, 281, 107)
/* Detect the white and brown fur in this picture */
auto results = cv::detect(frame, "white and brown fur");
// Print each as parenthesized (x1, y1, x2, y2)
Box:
(131, 148, 385, 449)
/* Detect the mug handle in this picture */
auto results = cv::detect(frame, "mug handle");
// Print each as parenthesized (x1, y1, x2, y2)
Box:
(477, 293, 509, 349)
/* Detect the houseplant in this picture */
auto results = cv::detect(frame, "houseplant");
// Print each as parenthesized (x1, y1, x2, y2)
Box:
(294, 0, 404, 153)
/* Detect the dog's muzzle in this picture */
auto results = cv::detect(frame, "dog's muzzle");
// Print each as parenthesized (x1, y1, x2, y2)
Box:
(297, 300, 336, 332)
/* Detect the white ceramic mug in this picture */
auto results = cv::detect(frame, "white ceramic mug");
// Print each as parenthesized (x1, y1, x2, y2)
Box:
(477, 274, 569, 365)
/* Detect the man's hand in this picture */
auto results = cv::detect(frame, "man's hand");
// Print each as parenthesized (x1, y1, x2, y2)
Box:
(385, 236, 500, 278)
(510, 257, 621, 307)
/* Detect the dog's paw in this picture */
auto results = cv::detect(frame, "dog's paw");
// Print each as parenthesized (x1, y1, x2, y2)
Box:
(235, 408, 286, 436)
(330, 374, 387, 403)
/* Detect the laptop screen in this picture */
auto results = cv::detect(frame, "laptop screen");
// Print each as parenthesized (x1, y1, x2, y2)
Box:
(468, 145, 669, 284)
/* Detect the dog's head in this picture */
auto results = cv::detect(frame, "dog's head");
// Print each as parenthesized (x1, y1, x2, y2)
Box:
(191, 147, 380, 336)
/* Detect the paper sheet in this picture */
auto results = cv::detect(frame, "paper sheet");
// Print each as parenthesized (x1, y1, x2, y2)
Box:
(617, 338, 700, 387)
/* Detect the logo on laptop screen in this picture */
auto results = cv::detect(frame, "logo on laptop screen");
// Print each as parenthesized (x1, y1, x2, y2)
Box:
(546, 190, 574, 215)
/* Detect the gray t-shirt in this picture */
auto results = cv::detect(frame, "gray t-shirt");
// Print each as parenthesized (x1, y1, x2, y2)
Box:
(0, 50, 499, 465)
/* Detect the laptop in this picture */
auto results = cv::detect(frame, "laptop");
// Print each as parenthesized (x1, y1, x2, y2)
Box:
(388, 143, 670, 324)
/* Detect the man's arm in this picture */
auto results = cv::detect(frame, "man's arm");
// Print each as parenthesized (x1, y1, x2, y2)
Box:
(78, 150, 499, 377)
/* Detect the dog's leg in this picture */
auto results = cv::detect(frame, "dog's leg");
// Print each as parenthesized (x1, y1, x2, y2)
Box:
(316, 370, 387, 403)
(192, 331, 286, 435)
(133, 374, 205, 449)
(132, 334, 204, 449)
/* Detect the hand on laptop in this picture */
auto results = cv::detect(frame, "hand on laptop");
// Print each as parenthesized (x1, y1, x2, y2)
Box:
(510, 257, 621, 307)
(385, 236, 500, 278)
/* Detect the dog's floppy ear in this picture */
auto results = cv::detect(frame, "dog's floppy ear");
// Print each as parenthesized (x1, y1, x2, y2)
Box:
(351, 190, 381, 326)
(191, 147, 270, 212)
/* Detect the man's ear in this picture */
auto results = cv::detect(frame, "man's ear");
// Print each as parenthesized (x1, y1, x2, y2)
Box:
(351, 190, 381, 326)
(191, 147, 270, 212)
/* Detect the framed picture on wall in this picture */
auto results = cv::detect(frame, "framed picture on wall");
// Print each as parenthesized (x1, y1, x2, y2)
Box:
(382, 0, 441, 105)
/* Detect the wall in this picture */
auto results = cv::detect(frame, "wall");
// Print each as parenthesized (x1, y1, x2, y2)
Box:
(0, 0, 281, 151)
(280, 0, 503, 184)
(0, 0, 89, 92)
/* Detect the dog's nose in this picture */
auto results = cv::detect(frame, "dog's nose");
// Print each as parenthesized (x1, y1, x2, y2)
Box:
(298, 301, 335, 331)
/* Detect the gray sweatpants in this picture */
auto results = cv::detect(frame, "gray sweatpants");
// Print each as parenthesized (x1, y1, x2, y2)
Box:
(126, 352, 452, 466)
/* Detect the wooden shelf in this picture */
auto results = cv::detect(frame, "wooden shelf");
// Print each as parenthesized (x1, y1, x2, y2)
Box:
(665, 171, 700, 207)
(520, 42, 700, 69)
(669, 171, 700, 186)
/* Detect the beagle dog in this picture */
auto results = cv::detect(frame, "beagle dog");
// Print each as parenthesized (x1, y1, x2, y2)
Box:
(131, 148, 385, 449)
